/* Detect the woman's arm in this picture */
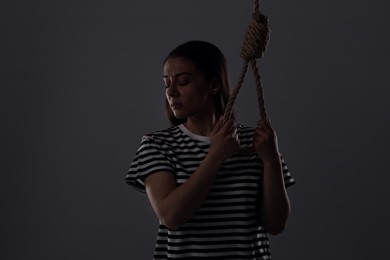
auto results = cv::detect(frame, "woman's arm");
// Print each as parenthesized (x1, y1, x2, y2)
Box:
(261, 155, 291, 235)
(145, 119, 239, 230)
(253, 119, 291, 235)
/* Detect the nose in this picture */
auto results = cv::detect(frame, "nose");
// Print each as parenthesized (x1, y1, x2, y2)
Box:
(166, 81, 179, 97)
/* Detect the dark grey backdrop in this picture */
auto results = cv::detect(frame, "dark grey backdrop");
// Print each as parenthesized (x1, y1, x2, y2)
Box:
(1, 0, 389, 259)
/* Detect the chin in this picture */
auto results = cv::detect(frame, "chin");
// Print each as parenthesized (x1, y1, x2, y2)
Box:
(173, 112, 189, 119)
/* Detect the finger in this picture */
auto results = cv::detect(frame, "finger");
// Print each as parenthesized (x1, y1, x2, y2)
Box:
(231, 126, 238, 138)
(258, 119, 273, 133)
(257, 119, 267, 126)
(229, 121, 238, 134)
(254, 128, 269, 143)
(233, 126, 238, 136)
(212, 116, 224, 134)
(254, 125, 267, 135)
(221, 119, 235, 133)
(235, 133, 240, 144)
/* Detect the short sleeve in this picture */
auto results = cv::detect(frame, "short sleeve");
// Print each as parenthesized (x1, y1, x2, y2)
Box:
(125, 135, 174, 193)
(280, 154, 295, 188)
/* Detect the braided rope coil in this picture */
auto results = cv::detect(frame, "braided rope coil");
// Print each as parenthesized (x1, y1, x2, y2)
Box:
(240, 9, 270, 60)
(224, 0, 270, 122)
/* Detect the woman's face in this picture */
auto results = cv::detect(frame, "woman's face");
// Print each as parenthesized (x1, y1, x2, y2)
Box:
(163, 57, 215, 120)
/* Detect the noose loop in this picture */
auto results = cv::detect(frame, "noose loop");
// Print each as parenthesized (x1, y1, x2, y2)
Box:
(240, 4, 269, 60)
(224, 0, 270, 121)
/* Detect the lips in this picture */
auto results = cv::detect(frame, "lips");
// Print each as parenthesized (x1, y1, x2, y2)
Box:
(170, 102, 183, 110)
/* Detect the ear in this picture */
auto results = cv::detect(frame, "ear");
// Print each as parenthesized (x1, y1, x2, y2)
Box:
(209, 77, 220, 94)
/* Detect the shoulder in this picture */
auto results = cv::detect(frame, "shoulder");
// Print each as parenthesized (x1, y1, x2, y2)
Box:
(142, 125, 183, 145)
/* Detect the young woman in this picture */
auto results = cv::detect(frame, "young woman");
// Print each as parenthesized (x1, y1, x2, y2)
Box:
(125, 40, 295, 259)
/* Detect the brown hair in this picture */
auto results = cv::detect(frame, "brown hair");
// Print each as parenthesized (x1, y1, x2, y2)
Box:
(163, 41, 234, 125)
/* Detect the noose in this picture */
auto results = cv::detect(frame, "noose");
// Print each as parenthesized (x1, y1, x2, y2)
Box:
(223, 0, 270, 122)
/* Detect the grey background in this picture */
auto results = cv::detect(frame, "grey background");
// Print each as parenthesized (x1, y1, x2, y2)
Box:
(1, 0, 389, 259)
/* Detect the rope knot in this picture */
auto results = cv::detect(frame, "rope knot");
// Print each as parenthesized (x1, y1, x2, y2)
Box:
(224, 0, 270, 122)
(240, 11, 270, 60)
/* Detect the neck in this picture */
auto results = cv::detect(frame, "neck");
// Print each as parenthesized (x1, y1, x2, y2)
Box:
(184, 112, 219, 137)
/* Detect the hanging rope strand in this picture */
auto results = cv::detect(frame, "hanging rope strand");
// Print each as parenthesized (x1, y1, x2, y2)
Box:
(254, 0, 260, 13)
(224, 0, 270, 121)
(223, 60, 249, 121)
(251, 60, 266, 120)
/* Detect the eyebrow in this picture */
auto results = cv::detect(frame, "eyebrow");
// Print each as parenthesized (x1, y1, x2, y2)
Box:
(163, 72, 193, 78)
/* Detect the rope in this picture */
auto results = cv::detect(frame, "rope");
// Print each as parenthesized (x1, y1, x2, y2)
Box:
(224, 0, 270, 121)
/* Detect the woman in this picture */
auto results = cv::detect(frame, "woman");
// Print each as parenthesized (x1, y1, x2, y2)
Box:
(125, 40, 295, 259)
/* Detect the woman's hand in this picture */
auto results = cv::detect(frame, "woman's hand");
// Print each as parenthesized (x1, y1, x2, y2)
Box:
(253, 119, 280, 162)
(209, 117, 240, 162)
(145, 117, 240, 230)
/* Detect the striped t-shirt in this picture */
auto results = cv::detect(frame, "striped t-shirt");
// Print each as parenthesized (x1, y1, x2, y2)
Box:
(125, 124, 295, 259)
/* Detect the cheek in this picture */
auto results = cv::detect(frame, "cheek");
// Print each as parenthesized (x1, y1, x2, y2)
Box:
(187, 84, 210, 102)
(195, 92, 212, 107)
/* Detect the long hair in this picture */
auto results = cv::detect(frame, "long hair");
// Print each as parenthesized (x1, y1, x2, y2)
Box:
(163, 40, 235, 125)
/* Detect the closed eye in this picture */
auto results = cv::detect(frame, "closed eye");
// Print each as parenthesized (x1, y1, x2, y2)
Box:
(178, 80, 189, 86)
